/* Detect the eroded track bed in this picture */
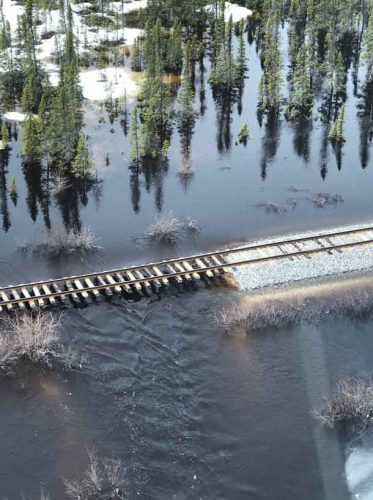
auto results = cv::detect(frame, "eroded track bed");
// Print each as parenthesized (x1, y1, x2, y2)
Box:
(2, 224, 373, 312)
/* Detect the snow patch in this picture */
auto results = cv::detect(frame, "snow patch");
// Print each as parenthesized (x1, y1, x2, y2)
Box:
(79, 67, 139, 101)
(205, 1, 253, 23)
(3, 111, 27, 122)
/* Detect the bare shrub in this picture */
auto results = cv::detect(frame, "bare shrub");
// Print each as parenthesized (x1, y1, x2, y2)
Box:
(309, 192, 344, 208)
(17, 225, 99, 257)
(256, 202, 287, 215)
(214, 287, 373, 334)
(0, 312, 78, 373)
(145, 213, 198, 242)
(315, 378, 373, 429)
(51, 173, 71, 195)
(65, 449, 126, 499)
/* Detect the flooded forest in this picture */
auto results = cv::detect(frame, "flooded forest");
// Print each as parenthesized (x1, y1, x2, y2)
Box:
(2, 0, 373, 498)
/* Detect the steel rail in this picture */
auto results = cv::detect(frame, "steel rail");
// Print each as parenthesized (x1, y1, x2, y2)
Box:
(1, 231, 373, 309)
(0, 224, 373, 294)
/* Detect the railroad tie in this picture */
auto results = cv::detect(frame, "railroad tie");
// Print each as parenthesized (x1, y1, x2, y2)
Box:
(65, 281, 79, 301)
(125, 271, 143, 293)
(74, 279, 90, 299)
(182, 260, 200, 280)
(210, 255, 229, 272)
(42, 284, 56, 304)
(143, 267, 161, 288)
(85, 278, 100, 297)
(174, 262, 191, 280)
(96, 276, 113, 295)
(202, 257, 220, 275)
(105, 274, 122, 293)
(152, 266, 169, 286)
(0, 291, 13, 310)
(114, 273, 133, 293)
(11, 288, 25, 310)
(195, 258, 214, 278)
(32, 286, 45, 306)
(52, 282, 67, 303)
(166, 264, 183, 284)
(135, 270, 152, 290)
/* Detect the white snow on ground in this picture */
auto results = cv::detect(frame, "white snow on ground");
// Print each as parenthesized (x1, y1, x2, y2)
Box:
(205, 1, 253, 22)
(1, 0, 143, 99)
(79, 67, 139, 100)
(226, 222, 373, 291)
(2, 111, 26, 122)
(1, 0, 24, 32)
(346, 447, 373, 500)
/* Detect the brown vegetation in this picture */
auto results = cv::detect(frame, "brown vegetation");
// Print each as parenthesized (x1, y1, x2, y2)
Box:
(315, 378, 373, 429)
(145, 213, 198, 242)
(17, 225, 99, 257)
(0, 312, 78, 373)
(64, 449, 126, 499)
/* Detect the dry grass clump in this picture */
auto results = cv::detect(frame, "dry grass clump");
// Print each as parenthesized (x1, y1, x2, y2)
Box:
(17, 225, 99, 257)
(215, 286, 373, 334)
(0, 312, 78, 373)
(310, 192, 344, 208)
(315, 378, 373, 429)
(65, 449, 126, 499)
(145, 213, 198, 242)
(256, 202, 287, 215)
(214, 299, 304, 334)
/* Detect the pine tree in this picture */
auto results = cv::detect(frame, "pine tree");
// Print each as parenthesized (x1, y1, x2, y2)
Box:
(71, 135, 93, 177)
(22, 115, 42, 163)
(1, 122, 9, 148)
(329, 105, 346, 144)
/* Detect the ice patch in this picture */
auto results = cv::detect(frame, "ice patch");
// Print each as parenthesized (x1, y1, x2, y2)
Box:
(3, 111, 26, 122)
(346, 447, 373, 500)
(225, 222, 373, 291)
(205, 1, 253, 23)
(2, 0, 24, 32)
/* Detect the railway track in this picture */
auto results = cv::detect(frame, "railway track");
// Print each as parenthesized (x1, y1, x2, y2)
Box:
(1, 224, 373, 313)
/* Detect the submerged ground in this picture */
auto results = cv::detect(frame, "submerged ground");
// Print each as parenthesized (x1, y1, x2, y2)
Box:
(2, 0, 373, 498)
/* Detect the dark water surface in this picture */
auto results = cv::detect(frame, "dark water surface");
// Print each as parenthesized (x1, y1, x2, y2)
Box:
(2, 15, 373, 500)
(2, 287, 373, 499)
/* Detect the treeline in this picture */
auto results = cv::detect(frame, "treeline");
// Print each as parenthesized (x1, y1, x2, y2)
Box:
(0, 0, 93, 177)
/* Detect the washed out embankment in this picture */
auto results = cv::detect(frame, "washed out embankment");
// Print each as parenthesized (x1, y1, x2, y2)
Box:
(217, 269, 373, 333)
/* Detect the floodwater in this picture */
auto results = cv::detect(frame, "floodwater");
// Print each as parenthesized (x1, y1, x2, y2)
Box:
(2, 17, 373, 500)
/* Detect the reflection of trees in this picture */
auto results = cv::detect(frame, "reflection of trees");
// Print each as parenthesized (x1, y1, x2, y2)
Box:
(22, 162, 50, 229)
(319, 126, 329, 180)
(129, 158, 168, 213)
(22, 159, 102, 230)
(291, 117, 312, 162)
(260, 110, 281, 180)
(54, 176, 101, 230)
(357, 79, 373, 169)
(0, 151, 11, 232)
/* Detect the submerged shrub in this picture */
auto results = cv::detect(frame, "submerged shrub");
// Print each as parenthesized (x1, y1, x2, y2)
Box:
(64, 448, 126, 499)
(17, 225, 99, 257)
(315, 378, 373, 429)
(0, 312, 78, 373)
(215, 288, 373, 334)
(145, 213, 198, 242)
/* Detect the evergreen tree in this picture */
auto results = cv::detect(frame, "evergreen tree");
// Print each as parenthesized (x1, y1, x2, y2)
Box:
(1, 122, 9, 148)
(71, 135, 93, 177)
(328, 104, 346, 144)
(22, 114, 42, 163)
